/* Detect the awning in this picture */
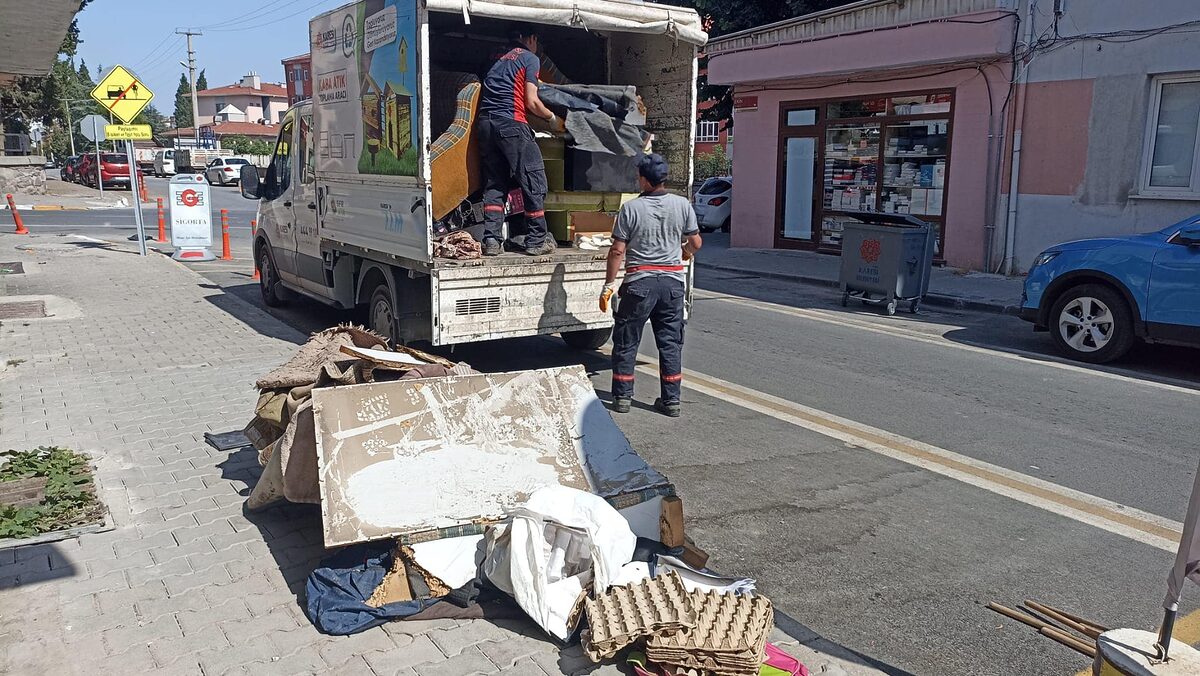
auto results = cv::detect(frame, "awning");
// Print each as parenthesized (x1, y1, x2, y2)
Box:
(0, 0, 85, 83)
(426, 0, 708, 47)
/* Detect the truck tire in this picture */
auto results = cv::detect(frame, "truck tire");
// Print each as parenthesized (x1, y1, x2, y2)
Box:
(367, 283, 397, 345)
(258, 249, 289, 307)
(562, 327, 612, 351)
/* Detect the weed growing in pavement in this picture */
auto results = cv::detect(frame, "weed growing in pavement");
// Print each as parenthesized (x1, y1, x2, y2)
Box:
(5, 359, 24, 367)
(0, 447, 104, 539)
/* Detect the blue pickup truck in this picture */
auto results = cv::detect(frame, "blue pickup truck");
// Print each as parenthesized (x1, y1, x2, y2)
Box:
(1021, 215, 1200, 363)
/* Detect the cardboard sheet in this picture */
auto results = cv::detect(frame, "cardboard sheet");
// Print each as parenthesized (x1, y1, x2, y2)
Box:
(313, 365, 668, 547)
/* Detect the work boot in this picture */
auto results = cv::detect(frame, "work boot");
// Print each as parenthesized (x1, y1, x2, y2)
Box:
(482, 239, 502, 257)
(523, 240, 556, 256)
(653, 398, 681, 418)
(612, 397, 632, 414)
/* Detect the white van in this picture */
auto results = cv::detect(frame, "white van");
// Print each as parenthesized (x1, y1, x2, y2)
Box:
(239, 0, 705, 348)
(152, 149, 175, 177)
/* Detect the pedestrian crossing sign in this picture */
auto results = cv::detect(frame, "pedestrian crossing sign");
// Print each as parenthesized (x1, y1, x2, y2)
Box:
(90, 65, 154, 124)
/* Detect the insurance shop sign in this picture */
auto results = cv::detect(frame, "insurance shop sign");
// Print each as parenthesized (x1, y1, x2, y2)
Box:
(169, 174, 213, 248)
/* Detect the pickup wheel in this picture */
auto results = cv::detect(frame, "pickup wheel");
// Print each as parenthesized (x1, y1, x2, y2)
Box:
(367, 284, 397, 345)
(562, 327, 612, 351)
(1048, 283, 1134, 363)
(258, 249, 288, 307)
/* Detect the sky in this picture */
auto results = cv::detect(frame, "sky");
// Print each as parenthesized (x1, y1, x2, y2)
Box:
(75, 0, 347, 116)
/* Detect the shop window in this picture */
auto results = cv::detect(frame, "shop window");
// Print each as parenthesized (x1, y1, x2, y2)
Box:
(1142, 75, 1200, 195)
(827, 98, 887, 119)
(786, 109, 817, 126)
(697, 120, 720, 143)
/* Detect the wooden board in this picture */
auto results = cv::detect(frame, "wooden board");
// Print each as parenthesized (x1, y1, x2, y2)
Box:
(0, 477, 48, 508)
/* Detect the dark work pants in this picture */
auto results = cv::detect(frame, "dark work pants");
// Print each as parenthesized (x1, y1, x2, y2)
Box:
(477, 116, 548, 248)
(611, 275, 686, 403)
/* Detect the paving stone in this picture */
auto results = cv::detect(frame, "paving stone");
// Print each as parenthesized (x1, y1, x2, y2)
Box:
(427, 621, 514, 658)
(362, 634, 447, 674)
(414, 645, 500, 676)
(318, 629, 399, 669)
(220, 607, 302, 646)
(148, 622, 229, 668)
(174, 597, 251, 635)
(101, 615, 183, 655)
(498, 658, 553, 676)
(477, 634, 558, 670)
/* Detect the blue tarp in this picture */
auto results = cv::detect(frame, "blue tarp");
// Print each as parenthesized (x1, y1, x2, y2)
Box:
(305, 542, 440, 635)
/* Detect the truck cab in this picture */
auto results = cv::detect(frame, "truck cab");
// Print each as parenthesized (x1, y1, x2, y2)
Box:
(240, 0, 705, 349)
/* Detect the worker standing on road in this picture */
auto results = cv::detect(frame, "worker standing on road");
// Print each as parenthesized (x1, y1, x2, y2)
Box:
(477, 24, 561, 257)
(603, 154, 703, 417)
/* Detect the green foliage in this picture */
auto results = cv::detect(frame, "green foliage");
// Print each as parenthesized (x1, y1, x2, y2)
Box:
(247, 139, 273, 156)
(196, 69, 208, 92)
(0, 447, 103, 540)
(77, 59, 91, 84)
(174, 73, 193, 129)
(695, 145, 731, 180)
(133, 104, 170, 146)
(222, 134, 253, 154)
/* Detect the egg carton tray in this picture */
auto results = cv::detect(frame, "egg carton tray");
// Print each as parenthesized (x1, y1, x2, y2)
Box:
(583, 571, 696, 662)
(646, 589, 773, 672)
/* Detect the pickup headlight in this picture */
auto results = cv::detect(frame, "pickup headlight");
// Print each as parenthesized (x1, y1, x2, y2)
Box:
(1032, 251, 1060, 269)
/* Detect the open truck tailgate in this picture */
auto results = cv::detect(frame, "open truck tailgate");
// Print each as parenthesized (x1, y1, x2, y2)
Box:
(432, 255, 612, 344)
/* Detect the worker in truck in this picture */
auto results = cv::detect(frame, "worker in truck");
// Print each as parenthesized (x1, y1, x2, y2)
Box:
(602, 154, 703, 418)
(477, 23, 562, 257)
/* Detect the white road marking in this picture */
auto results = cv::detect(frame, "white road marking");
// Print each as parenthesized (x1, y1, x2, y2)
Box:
(622, 351, 1182, 552)
(694, 289, 1200, 396)
(68, 235, 108, 243)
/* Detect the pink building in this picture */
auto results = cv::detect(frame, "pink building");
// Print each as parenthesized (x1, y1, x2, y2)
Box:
(708, 0, 1200, 272)
(195, 73, 288, 126)
(282, 53, 312, 105)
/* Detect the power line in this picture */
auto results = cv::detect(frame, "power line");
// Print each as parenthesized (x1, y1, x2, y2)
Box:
(205, 0, 338, 32)
(128, 32, 176, 69)
(194, 0, 296, 30)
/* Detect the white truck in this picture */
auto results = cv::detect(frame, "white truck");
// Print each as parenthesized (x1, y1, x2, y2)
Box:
(177, 148, 233, 173)
(238, 0, 705, 348)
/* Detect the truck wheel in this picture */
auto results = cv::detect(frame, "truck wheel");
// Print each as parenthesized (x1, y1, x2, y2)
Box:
(562, 327, 612, 351)
(368, 284, 397, 345)
(258, 249, 288, 307)
(1048, 283, 1134, 364)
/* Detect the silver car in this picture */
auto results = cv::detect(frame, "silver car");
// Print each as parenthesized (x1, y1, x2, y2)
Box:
(692, 176, 732, 233)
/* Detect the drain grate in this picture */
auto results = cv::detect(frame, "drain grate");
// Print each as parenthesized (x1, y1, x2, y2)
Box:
(0, 300, 47, 319)
(0, 262, 24, 275)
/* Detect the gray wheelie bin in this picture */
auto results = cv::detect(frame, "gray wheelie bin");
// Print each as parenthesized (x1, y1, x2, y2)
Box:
(837, 212, 935, 315)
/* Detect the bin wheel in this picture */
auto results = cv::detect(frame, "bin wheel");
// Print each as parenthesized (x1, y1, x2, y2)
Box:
(840, 291, 850, 307)
(909, 300, 920, 314)
(885, 301, 897, 316)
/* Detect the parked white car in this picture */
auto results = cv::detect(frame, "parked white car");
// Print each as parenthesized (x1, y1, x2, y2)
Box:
(152, 149, 175, 177)
(205, 157, 251, 186)
(693, 176, 732, 233)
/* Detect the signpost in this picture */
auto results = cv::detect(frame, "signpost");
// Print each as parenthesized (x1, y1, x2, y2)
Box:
(79, 114, 107, 196)
(91, 65, 154, 256)
(168, 174, 215, 261)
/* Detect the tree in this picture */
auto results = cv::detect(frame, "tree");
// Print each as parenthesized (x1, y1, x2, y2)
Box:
(247, 139, 272, 156)
(221, 134, 252, 154)
(173, 74, 193, 129)
(196, 69, 208, 92)
(134, 104, 169, 146)
(660, 0, 858, 127)
(77, 59, 91, 84)
(695, 145, 731, 180)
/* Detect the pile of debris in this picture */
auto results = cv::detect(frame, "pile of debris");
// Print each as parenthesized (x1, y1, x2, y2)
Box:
(236, 329, 808, 675)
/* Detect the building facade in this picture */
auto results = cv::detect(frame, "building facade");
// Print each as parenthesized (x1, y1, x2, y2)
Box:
(708, 0, 1200, 273)
(195, 73, 288, 126)
(282, 53, 312, 105)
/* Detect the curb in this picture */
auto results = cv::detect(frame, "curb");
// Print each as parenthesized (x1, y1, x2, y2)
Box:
(1, 204, 125, 211)
(704, 262, 1023, 316)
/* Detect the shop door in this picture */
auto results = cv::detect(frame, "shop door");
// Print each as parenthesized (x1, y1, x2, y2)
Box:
(776, 107, 819, 248)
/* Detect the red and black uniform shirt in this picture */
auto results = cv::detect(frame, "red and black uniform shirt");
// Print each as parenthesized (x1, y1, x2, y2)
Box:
(479, 46, 542, 124)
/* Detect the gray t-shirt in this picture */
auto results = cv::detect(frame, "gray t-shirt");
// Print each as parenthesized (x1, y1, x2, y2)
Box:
(612, 191, 699, 284)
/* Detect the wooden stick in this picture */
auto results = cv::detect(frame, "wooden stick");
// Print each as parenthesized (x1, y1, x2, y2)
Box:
(987, 602, 1058, 632)
(1040, 626, 1097, 658)
(1025, 601, 1104, 639)
(1027, 600, 1109, 633)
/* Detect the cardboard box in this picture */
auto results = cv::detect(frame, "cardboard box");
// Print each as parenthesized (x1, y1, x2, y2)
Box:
(571, 211, 616, 236)
(910, 188, 928, 215)
(927, 189, 944, 216)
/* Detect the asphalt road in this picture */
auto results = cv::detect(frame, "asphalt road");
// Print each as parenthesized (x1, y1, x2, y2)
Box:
(16, 206, 1200, 675)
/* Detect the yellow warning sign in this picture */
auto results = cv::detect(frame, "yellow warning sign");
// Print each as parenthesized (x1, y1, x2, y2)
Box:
(105, 124, 152, 140)
(90, 65, 154, 124)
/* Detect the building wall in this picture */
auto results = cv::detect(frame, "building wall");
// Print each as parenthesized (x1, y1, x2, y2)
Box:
(283, 56, 312, 104)
(197, 95, 287, 125)
(998, 0, 1200, 271)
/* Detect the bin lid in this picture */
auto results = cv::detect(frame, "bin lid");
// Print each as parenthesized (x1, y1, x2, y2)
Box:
(844, 211, 930, 228)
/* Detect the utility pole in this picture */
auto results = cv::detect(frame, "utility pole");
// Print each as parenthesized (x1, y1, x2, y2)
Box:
(63, 99, 75, 156)
(176, 29, 203, 148)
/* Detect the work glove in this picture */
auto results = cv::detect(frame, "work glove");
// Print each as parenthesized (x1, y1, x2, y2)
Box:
(599, 282, 617, 313)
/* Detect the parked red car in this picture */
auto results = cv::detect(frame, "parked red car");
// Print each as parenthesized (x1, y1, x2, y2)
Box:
(78, 152, 139, 190)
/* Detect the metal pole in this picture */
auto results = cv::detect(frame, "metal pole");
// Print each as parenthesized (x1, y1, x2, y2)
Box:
(64, 100, 75, 156)
(1156, 604, 1178, 660)
(93, 117, 103, 195)
(128, 140, 147, 256)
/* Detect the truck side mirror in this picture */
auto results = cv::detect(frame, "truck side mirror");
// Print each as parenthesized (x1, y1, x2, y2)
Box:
(240, 164, 261, 200)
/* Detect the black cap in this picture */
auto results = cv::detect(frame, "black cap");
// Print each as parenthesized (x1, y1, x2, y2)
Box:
(637, 153, 669, 185)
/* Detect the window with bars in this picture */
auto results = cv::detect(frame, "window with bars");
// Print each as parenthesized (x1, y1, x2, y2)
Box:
(697, 120, 721, 143)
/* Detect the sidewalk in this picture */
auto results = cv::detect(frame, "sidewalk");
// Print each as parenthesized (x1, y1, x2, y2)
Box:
(2, 175, 129, 210)
(0, 234, 890, 676)
(700, 234, 1025, 315)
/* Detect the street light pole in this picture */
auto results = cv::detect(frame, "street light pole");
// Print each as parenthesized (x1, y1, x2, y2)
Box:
(63, 99, 75, 156)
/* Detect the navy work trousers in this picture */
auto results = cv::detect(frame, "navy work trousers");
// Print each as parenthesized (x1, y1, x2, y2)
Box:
(611, 275, 686, 403)
(477, 116, 548, 248)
